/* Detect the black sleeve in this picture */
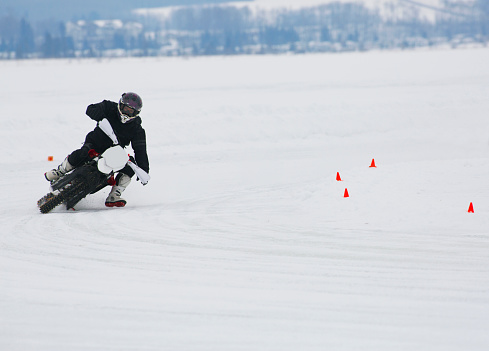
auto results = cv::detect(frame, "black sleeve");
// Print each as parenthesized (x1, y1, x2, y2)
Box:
(132, 128, 150, 174)
(86, 100, 111, 122)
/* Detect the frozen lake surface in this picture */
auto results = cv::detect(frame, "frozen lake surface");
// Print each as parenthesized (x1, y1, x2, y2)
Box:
(1, 47, 489, 350)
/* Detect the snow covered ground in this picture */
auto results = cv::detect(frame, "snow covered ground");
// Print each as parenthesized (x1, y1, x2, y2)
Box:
(1, 47, 489, 350)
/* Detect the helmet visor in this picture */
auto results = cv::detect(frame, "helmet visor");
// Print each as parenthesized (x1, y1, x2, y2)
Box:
(120, 103, 138, 118)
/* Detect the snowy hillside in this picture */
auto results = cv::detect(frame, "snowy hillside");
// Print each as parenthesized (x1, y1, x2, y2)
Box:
(231, 0, 442, 10)
(1, 47, 489, 350)
(136, 0, 446, 21)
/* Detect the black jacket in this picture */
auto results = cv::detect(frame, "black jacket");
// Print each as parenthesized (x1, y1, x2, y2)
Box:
(85, 100, 149, 173)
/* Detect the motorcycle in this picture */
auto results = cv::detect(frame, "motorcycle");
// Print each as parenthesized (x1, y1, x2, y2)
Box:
(38, 146, 129, 213)
(37, 119, 150, 214)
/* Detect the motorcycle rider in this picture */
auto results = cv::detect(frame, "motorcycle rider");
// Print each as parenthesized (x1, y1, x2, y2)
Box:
(45, 92, 149, 207)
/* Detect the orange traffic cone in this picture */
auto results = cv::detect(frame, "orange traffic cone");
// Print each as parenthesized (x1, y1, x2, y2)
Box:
(369, 159, 376, 168)
(344, 188, 349, 198)
(336, 172, 342, 181)
(468, 202, 474, 213)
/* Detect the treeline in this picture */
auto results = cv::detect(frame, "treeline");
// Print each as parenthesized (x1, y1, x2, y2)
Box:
(1, 1, 488, 59)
